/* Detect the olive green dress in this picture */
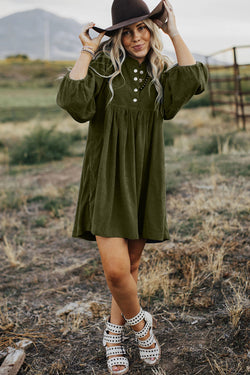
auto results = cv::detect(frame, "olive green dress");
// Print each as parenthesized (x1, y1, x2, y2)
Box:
(56, 52, 208, 243)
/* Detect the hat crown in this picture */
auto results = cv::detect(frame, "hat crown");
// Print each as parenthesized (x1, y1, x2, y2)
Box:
(111, 0, 150, 25)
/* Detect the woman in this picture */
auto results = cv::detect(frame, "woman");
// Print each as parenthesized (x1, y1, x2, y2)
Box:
(57, 0, 208, 373)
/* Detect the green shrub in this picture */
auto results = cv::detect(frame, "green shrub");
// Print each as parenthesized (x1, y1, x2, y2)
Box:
(33, 216, 48, 228)
(184, 92, 210, 108)
(10, 127, 71, 165)
(70, 129, 85, 142)
(43, 196, 73, 218)
(192, 132, 249, 155)
(163, 122, 192, 146)
(0, 106, 62, 123)
(0, 190, 27, 210)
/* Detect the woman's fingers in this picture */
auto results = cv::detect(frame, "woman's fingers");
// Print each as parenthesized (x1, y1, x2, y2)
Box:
(160, 0, 179, 36)
(81, 22, 94, 36)
(79, 22, 106, 51)
(97, 31, 106, 42)
(163, 0, 174, 14)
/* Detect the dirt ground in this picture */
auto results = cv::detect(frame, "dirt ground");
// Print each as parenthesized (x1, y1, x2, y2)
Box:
(0, 110, 249, 375)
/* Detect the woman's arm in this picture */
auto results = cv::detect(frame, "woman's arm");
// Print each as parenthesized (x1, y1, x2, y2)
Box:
(169, 34, 196, 66)
(69, 22, 105, 80)
(154, 0, 196, 66)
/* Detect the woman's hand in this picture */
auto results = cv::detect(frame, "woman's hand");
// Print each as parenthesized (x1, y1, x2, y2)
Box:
(79, 22, 106, 52)
(154, 0, 179, 38)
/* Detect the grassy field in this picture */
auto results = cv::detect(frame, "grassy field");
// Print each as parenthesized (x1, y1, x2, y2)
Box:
(0, 59, 249, 375)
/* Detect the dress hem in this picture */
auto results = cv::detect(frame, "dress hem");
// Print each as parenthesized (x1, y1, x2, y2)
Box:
(72, 230, 170, 244)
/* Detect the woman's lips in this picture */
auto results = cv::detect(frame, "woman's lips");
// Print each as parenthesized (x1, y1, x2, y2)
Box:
(133, 44, 145, 51)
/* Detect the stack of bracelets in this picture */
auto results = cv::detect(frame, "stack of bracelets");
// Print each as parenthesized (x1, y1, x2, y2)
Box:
(81, 46, 96, 58)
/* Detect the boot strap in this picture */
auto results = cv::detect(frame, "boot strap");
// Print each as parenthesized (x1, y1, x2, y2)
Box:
(122, 307, 144, 326)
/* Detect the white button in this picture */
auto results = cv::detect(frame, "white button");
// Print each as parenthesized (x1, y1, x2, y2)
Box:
(139, 78, 142, 83)
(140, 70, 144, 74)
(134, 88, 138, 92)
(133, 98, 138, 102)
(134, 69, 138, 73)
(134, 77, 138, 81)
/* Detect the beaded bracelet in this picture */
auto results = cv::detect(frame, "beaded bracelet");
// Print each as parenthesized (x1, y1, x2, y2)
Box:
(81, 47, 95, 58)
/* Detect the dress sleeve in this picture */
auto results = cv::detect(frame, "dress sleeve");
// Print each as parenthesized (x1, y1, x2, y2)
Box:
(56, 53, 113, 123)
(161, 62, 208, 120)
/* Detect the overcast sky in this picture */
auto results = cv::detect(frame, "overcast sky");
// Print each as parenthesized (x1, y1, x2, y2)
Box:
(1, 0, 250, 56)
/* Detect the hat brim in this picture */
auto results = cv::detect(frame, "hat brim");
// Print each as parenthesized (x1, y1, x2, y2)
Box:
(93, 0, 167, 36)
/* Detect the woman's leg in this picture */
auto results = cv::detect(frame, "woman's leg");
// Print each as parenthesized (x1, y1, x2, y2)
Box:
(102, 238, 157, 364)
(96, 236, 146, 372)
(109, 238, 146, 324)
(96, 236, 143, 319)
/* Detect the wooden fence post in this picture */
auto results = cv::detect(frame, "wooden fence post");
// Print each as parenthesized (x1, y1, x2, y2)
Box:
(206, 45, 249, 130)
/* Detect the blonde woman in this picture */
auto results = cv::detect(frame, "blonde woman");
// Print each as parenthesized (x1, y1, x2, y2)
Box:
(57, 0, 208, 373)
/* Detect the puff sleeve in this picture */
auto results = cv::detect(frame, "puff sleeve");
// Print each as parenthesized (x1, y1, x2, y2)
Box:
(161, 62, 208, 120)
(56, 53, 113, 123)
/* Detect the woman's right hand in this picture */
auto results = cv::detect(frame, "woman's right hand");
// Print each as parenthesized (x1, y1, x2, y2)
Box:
(79, 22, 106, 52)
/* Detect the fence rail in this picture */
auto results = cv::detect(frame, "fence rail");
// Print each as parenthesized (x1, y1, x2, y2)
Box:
(206, 45, 250, 130)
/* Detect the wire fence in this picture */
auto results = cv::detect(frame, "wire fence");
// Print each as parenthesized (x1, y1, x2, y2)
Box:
(206, 45, 250, 130)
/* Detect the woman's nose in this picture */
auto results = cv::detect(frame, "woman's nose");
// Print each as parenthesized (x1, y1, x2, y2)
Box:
(133, 30, 140, 41)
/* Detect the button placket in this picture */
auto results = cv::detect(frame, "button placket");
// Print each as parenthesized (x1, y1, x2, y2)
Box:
(132, 67, 139, 103)
(131, 64, 146, 104)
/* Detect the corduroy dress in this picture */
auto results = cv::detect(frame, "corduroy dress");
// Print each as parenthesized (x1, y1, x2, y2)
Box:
(56, 52, 208, 243)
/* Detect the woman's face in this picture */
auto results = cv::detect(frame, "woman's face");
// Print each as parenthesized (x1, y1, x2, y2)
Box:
(121, 21, 151, 64)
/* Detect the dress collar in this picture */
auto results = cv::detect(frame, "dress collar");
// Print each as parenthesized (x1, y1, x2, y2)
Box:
(124, 53, 148, 69)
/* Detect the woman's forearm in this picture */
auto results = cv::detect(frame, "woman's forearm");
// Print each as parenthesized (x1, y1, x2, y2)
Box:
(159, 0, 196, 66)
(69, 52, 93, 80)
(170, 34, 196, 66)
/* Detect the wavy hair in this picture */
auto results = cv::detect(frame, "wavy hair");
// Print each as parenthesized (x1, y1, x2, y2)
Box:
(93, 18, 172, 104)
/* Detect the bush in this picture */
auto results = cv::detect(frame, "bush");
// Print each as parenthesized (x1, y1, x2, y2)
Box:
(10, 126, 71, 164)
(192, 132, 249, 155)
(184, 92, 210, 108)
(163, 121, 192, 146)
(0, 106, 62, 123)
(43, 196, 73, 218)
(6, 54, 29, 60)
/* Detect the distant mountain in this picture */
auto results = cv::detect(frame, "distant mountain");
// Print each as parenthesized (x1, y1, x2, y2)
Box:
(0, 8, 82, 60)
(0, 8, 216, 63)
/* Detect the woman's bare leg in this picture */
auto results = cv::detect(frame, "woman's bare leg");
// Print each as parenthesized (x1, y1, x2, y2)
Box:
(96, 236, 146, 372)
(110, 238, 146, 325)
(96, 236, 142, 318)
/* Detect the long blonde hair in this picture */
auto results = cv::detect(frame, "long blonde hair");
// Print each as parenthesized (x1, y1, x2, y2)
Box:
(93, 19, 172, 104)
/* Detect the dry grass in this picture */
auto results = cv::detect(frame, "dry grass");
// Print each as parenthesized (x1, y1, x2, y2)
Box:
(0, 299, 15, 332)
(2, 235, 25, 268)
(0, 107, 249, 374)
(139, 260, 174, 301)
(223, 280, 249, 329)
(152, 367, 167, 375)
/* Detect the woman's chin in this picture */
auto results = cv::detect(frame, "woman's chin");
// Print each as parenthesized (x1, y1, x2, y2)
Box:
(128, 50, 149, 62)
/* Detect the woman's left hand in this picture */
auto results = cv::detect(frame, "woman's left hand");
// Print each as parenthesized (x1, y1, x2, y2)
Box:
(154, 0, 179, 37)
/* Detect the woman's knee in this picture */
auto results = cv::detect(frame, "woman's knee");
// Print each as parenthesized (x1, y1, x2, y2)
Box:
(96, 236, 130, 286)
(105, 263, 130, 286)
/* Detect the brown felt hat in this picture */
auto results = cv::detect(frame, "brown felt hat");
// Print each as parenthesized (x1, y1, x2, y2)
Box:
(93, 0, 167, 36)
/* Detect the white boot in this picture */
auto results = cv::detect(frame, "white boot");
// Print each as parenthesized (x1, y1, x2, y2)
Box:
(103, 318, 129, 374)
(123, 307, 161, 365)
